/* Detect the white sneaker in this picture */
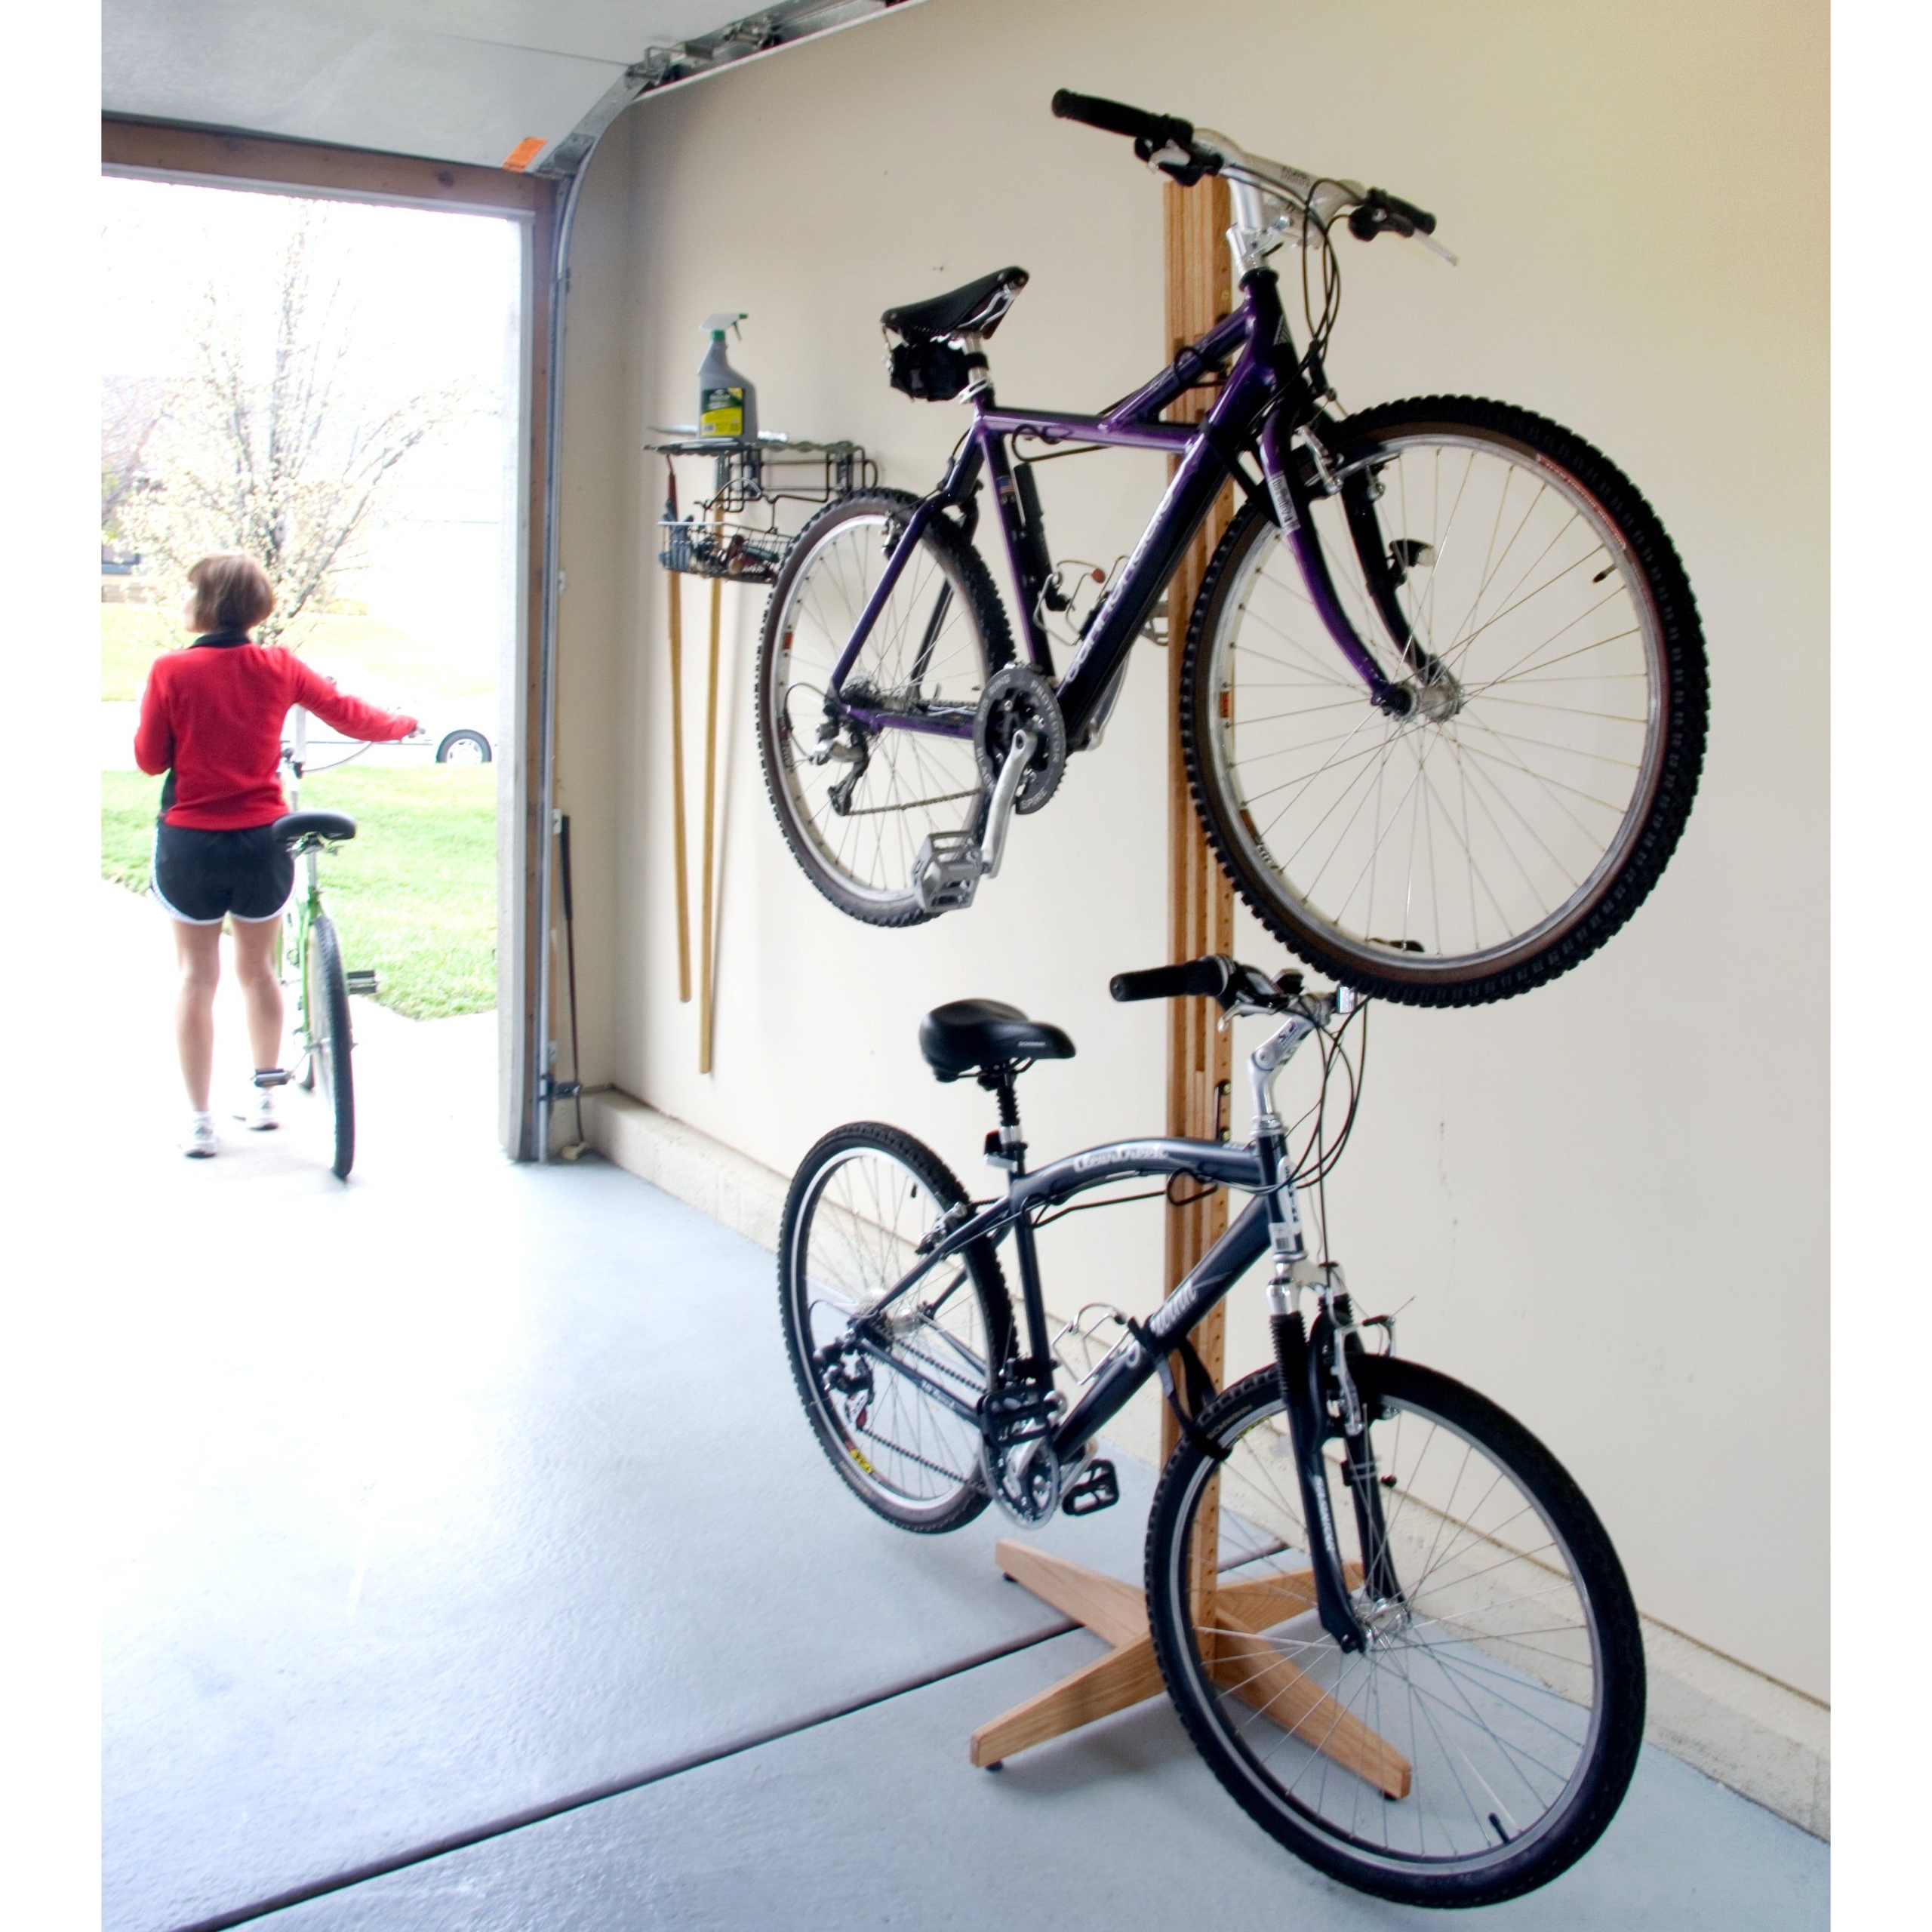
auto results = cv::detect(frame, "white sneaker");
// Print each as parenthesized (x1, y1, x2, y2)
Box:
(240, 1088, 279, 1132)
(183, 1113, 218, 1158)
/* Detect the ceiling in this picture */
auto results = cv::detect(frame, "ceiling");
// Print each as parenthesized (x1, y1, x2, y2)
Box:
(102, 2, 912, 174)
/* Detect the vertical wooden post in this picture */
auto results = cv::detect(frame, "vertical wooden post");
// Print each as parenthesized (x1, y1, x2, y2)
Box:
(698, 503, 724, 1074)
(1160, 176, 1237, 1618)
(666, 563, 693, 1004)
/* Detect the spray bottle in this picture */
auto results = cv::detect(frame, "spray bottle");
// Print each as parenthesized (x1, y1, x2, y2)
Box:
(697, 312, 757, 442)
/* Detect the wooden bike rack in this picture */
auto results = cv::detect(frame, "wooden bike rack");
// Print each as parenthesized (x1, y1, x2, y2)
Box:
(968, 177, 1410, 1801)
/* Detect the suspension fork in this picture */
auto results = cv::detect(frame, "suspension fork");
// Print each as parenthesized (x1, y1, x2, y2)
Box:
(1268, 1287, 1370, 1653)
(1310, 1298, 1402, 1606)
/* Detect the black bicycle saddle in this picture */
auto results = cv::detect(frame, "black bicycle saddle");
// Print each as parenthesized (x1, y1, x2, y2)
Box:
(881, 266, 1029, 341)
(272, 809, 358, 847)
(918, 998, 1075, 1082)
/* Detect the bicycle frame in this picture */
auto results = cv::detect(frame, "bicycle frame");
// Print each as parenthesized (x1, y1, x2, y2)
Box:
(844, 1131, 1281, 1456)
(825, 266, 1411, 746)
(829, 991, 1382, 1649)
(281, 857, 325, 1068)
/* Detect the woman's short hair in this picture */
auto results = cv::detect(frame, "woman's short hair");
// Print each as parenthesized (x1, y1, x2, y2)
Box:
(186, 554, 276, 634)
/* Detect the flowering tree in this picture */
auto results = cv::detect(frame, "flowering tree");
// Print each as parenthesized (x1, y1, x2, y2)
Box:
(120, 210, 469, 643)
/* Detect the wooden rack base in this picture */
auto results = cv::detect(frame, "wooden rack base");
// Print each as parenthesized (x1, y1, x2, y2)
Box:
(968, 1540, 1410, 1798)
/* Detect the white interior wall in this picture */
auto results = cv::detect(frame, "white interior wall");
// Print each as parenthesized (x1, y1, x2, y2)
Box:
(552, 0, 1827, 1703)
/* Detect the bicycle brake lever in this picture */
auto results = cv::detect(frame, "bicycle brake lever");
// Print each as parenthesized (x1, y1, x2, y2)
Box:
(1411, 230, 1458, 266)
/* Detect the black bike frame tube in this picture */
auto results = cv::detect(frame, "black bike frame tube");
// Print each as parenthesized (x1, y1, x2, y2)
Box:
(976, 417, 1055, 672)
(1051, 1192, 1275, 1460)
(854, 1137, 1266, 1335)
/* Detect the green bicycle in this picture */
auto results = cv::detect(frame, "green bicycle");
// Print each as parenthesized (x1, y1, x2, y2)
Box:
(269, 717, 382, 1180)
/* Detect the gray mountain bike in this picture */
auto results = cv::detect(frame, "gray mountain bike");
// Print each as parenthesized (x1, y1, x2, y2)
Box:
(779, 958, 1644, 1906)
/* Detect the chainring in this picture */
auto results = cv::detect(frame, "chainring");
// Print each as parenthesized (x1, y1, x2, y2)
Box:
(973, 663, 1067, 814)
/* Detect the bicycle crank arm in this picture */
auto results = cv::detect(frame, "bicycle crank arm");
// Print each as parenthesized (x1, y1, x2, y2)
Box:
(980, 726, 1037, 878)
(910, 726, 1038, 915)
(1270, 1302, 1370, 1652)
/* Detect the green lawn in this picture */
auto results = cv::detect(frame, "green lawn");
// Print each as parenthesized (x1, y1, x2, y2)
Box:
(102, 767, 497, 1020)
(102, 605, 495, 706)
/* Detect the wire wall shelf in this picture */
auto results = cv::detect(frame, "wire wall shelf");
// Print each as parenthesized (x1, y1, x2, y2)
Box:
(650, 432, 876, 583)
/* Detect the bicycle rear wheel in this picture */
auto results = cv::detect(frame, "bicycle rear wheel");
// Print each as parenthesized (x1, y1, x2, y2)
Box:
(306, 912, 355, 1180)
(1183, 397, 1706, 1005)
(756, 490, 1013, 926)
(778, 1123, 1011, 1531)
(1146, 1357, 1645, 1908)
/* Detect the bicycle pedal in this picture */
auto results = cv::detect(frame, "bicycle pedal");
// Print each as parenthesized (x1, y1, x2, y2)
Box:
(912, 829, 984, 914)
(344, 969, 380, 995)
(251, 1069, 290, 1088)
(1060, 1458, 1119, 1517)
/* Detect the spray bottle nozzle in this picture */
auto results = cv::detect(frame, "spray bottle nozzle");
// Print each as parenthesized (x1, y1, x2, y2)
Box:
(703, 310, 747, 340)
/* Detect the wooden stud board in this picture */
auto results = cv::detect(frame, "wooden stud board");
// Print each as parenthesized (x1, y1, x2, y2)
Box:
(1159, 171, 1239, 1490)
(698, 507, 725, 1074)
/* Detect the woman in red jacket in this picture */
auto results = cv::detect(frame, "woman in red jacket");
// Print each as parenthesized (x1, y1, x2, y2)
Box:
(134, 554, 417, 1157)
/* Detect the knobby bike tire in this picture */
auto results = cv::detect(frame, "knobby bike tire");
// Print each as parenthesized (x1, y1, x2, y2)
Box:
(756, 489, 1014, 928)
(307, 912, 355, 1180)
(1144, 1357, 1646, 1908)
(1182, 396, 1707, 1006)
(778, 1122, 1013, 1531)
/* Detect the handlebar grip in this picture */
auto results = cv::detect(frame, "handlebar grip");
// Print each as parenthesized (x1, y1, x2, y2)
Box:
(1377, 190, 1435, 234)
(1110, 958, 1231, 1004)
(1051, 88, 1194, 152)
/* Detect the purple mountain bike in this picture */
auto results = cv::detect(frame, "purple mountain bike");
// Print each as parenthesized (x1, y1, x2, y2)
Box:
(756, 91, 1706, 1007)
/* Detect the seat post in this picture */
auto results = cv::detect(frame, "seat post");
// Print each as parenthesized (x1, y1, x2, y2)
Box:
(978, 1066, 1024, 1172)
(980, 1066, 1053, 1373)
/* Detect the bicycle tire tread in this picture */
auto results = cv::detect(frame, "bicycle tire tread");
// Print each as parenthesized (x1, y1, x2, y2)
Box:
(1145, 1357, 1647, 1906)
(1181, 395, 1709, 1006)
(755, 491, 1015, 929)
(777, 1121, 1012, 1533)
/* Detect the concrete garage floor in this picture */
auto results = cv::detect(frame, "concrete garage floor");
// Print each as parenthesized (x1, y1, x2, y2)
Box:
(95, 884, 1828, 1931)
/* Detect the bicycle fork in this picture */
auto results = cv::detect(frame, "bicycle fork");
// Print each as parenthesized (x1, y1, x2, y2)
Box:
(1254, 1033, 1393, 1653)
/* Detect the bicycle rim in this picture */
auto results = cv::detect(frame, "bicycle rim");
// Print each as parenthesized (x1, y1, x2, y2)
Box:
(783, 1136, 999, 1527)
(1196, 422, 1674, 990)
(761, 505, 995, 918)
(1149, 1362, 1641, 1904)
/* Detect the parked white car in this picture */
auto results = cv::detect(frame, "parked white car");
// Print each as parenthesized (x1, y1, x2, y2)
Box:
(300, 709, 495, 766)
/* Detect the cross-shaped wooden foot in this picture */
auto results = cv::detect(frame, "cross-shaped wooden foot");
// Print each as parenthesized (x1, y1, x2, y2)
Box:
(970, 1538, 1411, 1798)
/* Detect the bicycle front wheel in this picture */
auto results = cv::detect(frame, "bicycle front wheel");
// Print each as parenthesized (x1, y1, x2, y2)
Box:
(1146, 1358, 1645, 1909)
(1184, 397, 1706, 1005)
(756, 490, 1013, 927)
(306, 912, 355, 1180)
(779, 1123, 1012, 1531)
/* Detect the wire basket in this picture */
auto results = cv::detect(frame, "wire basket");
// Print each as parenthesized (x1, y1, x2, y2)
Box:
(658, 518, 792, 584)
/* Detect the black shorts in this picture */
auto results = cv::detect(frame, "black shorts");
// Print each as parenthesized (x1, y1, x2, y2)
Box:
(152, 820, 295, 925)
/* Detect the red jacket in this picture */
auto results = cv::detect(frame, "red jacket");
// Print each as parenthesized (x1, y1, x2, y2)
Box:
(134, 632, 417, 830)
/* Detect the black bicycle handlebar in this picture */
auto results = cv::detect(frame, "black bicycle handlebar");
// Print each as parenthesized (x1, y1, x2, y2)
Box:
(1348, 187, 1437, 240)
(1051, 89, 1217, 182)
(1110, 955, 1304, 1011)
(1051, 88, 1191, 147)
